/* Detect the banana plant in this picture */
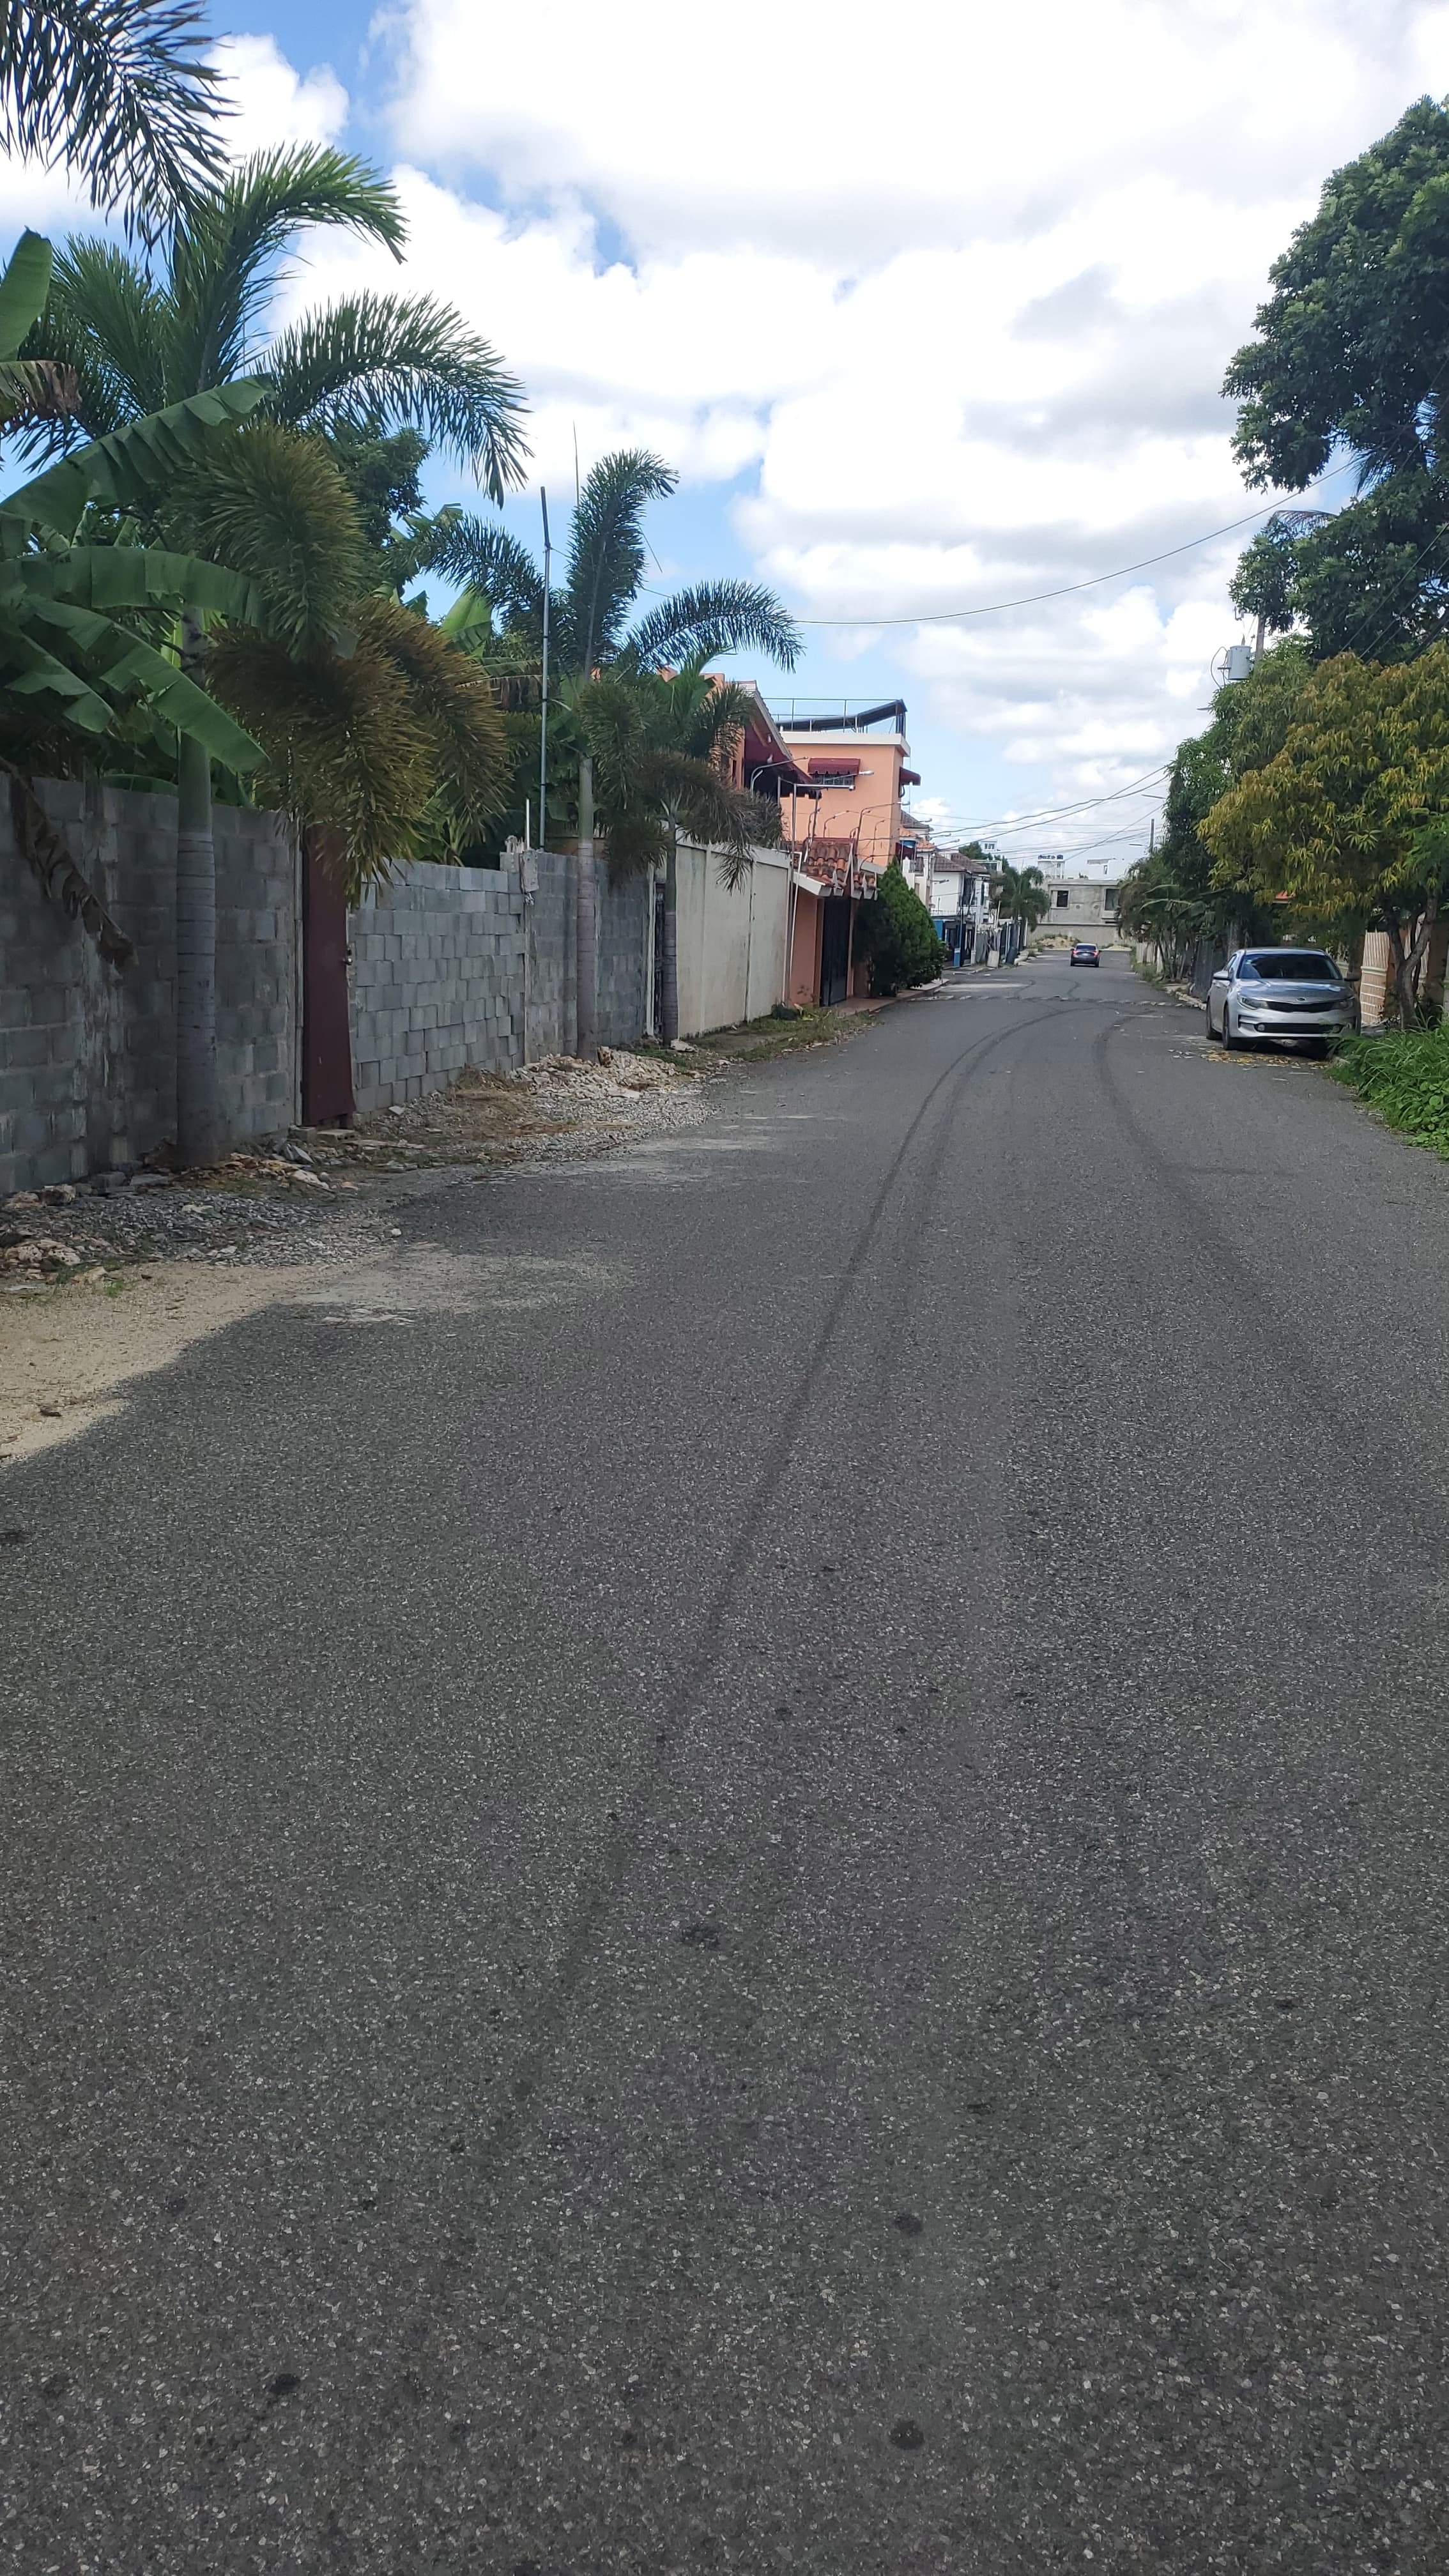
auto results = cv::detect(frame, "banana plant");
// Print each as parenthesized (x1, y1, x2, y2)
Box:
(2, 229, 272, 1159)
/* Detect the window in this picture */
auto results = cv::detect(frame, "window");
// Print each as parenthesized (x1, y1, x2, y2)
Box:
(1055, 889, 1069, 908)
(1104, 889, 1116, 913)
(1242, 949, 1338, 982)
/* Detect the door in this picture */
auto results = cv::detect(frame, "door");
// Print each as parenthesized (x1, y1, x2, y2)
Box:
(820, 896, 852, 1008)
(302, 827, 355, 1126)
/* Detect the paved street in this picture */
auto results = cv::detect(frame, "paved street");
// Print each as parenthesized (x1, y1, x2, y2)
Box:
(6, 949, 1449, 2573)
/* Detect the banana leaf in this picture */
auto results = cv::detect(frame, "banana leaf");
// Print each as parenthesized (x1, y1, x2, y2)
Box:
(12, 547, 263, 625)
(0, 232, 53, 362)
(0, 382, 267, 540)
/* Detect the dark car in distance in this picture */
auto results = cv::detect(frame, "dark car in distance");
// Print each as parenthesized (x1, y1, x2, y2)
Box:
(1070, 942, 1101, 967)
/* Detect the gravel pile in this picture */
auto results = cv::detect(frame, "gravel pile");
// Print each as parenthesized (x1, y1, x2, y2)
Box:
(332, 1048, 710, 1166)
(1, 1161, 397, 1276)
(1, 1050, 711, 1277)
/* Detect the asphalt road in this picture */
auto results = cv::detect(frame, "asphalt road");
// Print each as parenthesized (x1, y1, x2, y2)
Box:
(6, 949, 1449, 2573)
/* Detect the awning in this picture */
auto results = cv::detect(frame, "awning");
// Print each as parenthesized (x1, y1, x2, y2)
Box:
(901, 768, 921, 786)
(808, 753, 861, 778)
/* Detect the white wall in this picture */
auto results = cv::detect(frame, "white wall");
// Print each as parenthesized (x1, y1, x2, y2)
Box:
(674, 842, 791, 1036)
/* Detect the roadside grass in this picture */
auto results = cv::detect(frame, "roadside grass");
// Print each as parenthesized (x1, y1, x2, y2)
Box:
(638, 1005, 880, 1066)
(1331, 1024, 1449, 1156)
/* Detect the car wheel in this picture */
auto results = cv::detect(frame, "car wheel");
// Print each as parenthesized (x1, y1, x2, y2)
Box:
(1222, 1008, 1239, 1052)
(1205, 1003, 1216, 1038)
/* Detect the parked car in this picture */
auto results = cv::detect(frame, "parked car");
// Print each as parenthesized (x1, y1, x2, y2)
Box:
(1206, 949, 1358, 1054)
(1070, 942, 1101, 967)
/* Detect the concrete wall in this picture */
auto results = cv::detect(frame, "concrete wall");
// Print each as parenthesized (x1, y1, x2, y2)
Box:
(674, 843, 791, 1034)
(349, 862, 526, 1110)
(2, 802, 791, 1187)
(1, 779, 296, 1196)
(346, 852, 655, 1108)
(1038, 879, 1123, 939)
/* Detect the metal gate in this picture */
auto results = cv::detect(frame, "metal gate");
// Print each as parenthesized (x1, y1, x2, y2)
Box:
(820, 896, 852, 1008)
(301, 829, 355, 1126)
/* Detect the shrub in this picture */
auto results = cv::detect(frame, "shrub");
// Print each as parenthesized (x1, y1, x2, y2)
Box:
(855, 863, 944, 995)
(1333, 1025, 1449, 1154)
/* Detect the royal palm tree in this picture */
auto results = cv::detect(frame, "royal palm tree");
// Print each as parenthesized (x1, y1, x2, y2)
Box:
(1, 0, 227, 239)
(436, 449, 797, 1050)
(577, 656, 780, 1043)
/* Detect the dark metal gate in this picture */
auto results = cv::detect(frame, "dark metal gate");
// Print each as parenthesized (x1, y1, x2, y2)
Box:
(302, 828, 355, 1126)
(820, 896, 852, 1008)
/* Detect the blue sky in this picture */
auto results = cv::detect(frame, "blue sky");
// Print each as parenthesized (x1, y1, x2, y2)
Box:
(8, 0, 1449, 859)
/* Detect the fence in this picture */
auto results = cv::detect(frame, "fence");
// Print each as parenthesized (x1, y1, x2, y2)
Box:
(2, 783, 798, 1193)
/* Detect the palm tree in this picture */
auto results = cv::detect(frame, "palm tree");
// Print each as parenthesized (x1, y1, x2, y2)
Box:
(1, 0, 227, 240)
(992, 860, 1048, 953)
(23, 146, 527, 1160)
(25, 146, 528, 501)
(158, 421, 510, 1158)
(437, 451, 797, 1050)
(578, 657, 780, 1042)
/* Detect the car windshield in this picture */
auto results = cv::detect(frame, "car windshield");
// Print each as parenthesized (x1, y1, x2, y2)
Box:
(1241, 951, 1338, 982)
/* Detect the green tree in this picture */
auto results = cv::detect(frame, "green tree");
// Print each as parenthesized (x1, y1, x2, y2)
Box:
(23, 149, 526, 1158)
(1200, 645, 1449, 1029)
(436, 452, 799, 1049)
(854, 859, 943, 995)
(0, 231, 269, 997)
(576, 655, 780, 1042)
(992, 859, 1048, 946)
(1, 0, 227, 239)
(1117, 643, 1312, 971)
(1224, 98, 1449, 661)
(24, 146, 527, 500)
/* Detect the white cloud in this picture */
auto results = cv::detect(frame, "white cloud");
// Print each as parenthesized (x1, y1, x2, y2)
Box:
(214, 35, 349, 158)
(132, 0, 1449, 837)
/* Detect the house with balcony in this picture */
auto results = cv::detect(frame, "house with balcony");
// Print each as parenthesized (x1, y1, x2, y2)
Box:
(770, 701, 921, 1006)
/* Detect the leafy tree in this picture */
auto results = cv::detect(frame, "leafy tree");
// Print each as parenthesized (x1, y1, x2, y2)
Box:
(854, 859, 943, 995)
(20, 151, 525, 1158)
(0, 236, 263, 782)
(436, 452, 799, 1048)
(576, 655, 779, 1042)
(24, 146, 528, 502)
(1200, 645, 1449, 1029)
(1117, 643, 1312, 970)
(992, 859, 1048, 942)
(1, 0, 227, 240)
(1224, 98, 1449, 661)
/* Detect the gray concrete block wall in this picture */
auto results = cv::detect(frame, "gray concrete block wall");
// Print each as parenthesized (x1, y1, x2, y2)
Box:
(347, 852, 649, 1107)
(348, 862, 527, 1111)
(1, 779, 296, 1195)
(595, 865, 651, 1048)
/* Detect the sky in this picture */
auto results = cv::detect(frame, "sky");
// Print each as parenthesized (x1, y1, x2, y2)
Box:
(8, 0, 1449, 861)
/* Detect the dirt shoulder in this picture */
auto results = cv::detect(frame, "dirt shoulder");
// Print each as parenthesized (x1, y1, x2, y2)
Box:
(1, 1048, 709, 1466)
(0, 1262, 318, 1465)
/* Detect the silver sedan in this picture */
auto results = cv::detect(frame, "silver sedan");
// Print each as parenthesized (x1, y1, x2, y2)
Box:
(1206, 948, 1359, 1054)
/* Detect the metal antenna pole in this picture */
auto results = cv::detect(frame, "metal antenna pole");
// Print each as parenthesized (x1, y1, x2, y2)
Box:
(538, 488, 551, 847)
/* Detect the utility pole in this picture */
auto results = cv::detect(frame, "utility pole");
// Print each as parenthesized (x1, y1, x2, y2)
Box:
(538, 489, 551, 847)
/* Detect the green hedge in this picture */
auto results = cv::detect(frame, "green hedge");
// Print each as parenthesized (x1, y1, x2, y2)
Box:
(1333, 1025, 1449, 1155)
(855, 864, 944, 995)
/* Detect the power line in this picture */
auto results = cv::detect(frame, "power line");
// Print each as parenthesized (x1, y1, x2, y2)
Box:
(790, 465, 1356, 629)
(919, 762, 1170, 838)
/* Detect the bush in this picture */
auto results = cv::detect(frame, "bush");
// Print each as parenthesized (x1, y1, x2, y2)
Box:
(1333, 1024, 1449, 1153)
(855, 863, 944, 995)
